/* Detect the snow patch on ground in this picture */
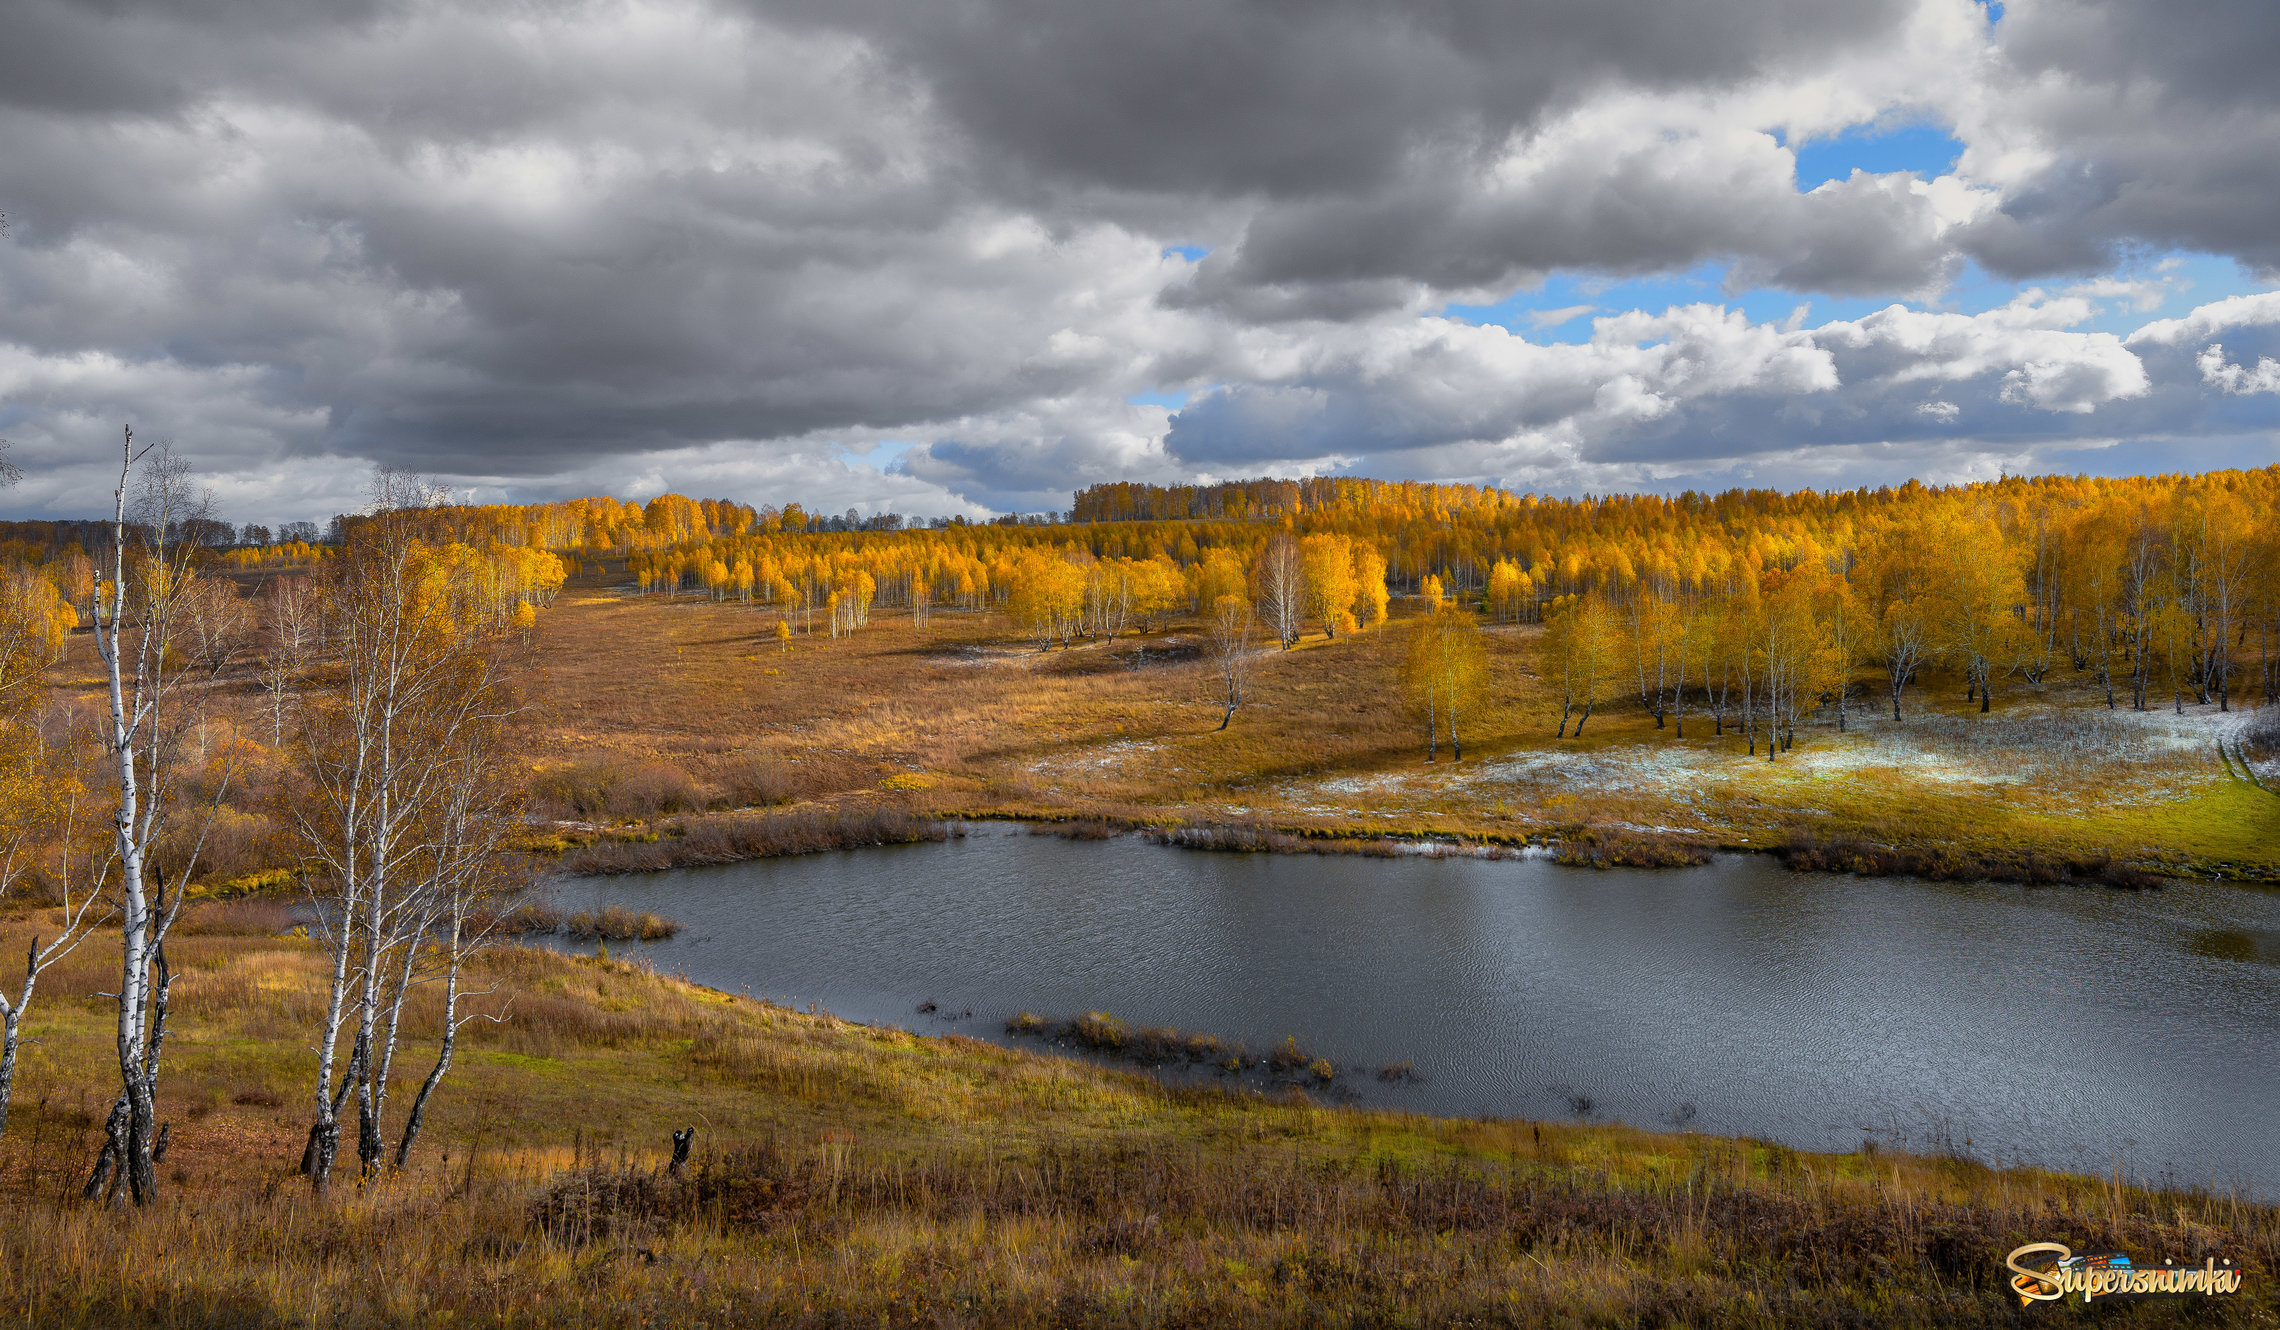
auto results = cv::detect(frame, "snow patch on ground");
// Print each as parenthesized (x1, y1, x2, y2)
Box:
(1275, 702, 2251, 814)
(1029, 740, 1164, 777)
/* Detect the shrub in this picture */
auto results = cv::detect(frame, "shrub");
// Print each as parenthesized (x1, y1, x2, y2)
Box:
(610, 763, 704, 818)
(531, 1144, 816, 1245)
(721, 754, 867, 807)
(1553, 830, 1712, 869)
(2244, 707, 2280, 764)
(1064, 1012, 1126, 1052)
(564, 907, 680, 942)
(1029, 819, 1123, 840)
(154, 805, 281, 888)
(563, 806, 957, 874)
(1779, 836, 2168, 889)
(176, 898, 302, 936)
(482, 902, 566, 936)
(529, 760, 623, 819)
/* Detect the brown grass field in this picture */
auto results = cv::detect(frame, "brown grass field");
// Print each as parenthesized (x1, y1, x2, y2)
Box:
(0, 897, 2272, 1327)
(4, 572, 2275, 1325)
(503, 571, 2280, 881)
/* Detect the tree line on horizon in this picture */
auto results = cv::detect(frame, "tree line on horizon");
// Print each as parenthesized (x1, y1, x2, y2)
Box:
(6, 464, 2272, 760)
(177, 465, 2275, 735)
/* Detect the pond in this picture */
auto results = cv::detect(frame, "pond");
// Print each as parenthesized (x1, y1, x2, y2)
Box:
(548, 825, 2280, 1193)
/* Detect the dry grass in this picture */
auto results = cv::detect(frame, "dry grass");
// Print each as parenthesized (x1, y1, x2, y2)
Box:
(47, 569, 2276, 890)
(493, 578, 2280, 880)
(0, 907, 2270, 1327)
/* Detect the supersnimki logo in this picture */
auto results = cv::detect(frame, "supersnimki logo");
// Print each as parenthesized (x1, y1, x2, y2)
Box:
(2006, 1243, 2245, 1305)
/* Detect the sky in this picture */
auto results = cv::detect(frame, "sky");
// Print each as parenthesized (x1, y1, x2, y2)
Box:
(1, 0, 2276, 525)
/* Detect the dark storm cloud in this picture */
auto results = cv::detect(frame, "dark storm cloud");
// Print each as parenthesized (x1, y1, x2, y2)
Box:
(777, 0, 1914, 199)
(1960, 0, 2280, 277)
(0, 0, 2272, 520)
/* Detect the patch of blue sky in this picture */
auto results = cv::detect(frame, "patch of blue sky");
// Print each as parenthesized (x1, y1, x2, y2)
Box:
(1788, 121, 1964, 191)
(845, 440, 918, 471)
(1161, 244, 1209, 262)
(1126, 389, 1191, 410)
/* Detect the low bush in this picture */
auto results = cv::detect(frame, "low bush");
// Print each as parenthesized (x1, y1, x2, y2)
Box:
(1780, 836, 2168, 889)
(1003, 1011, 1347, 1085)
(174, 897, 302, 936)
(720, 754, 869, 807)
(1146, 823, 1407, 857)
(153, 805, 281, 888)
(481, 901, 566, 936)
(2245, 706, 2280, 764)
(528, 760, 623, 819)
(1553, 829, 1712, 869)
(1028, 819, 1123, 840)
(531, 1143, 817, 1245)
(563, 806, 958, 874)
(611, 762, 705, 818)
(564, 907, 679, 942)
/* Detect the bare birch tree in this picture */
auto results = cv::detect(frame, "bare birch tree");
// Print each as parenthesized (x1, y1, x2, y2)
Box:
(288, 469, 521, 1192)
(85, 428, 232, 1205)
(256, 574, 315, 745)
(180, 577, 250, 679)
(1252, 534, 1306, 650)
(388, 738, 521, 1171)
(1207, 594, 1254, 731)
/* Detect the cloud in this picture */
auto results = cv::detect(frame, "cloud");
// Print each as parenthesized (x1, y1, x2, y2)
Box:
(0, 0, 2272, 521)
(2199, 345, 2280, 396)
(1152, 292, 2262, 493)
(1956, 0, 2280, 277)
(1524, 305, 1597, 331)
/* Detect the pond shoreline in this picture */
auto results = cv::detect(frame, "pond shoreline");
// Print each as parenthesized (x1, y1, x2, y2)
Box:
(542, 830, 2280, 1191)
(550, 804, 2195, 888)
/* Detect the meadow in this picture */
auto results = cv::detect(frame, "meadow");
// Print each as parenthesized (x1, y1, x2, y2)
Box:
(0, 895, 2271, 1327)
(503, 571, 2280, 884)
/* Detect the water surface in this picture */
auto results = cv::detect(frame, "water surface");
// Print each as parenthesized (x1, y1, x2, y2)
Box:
(550, 826, 2280, 1192)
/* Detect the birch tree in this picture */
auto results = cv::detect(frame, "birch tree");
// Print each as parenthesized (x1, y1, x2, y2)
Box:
(1299, 534, 1357, 639)
(256, 574, 315, 745)
(86, 429, 228, 1206)
(1206, 594, 1254, 731)
(1860, 524, 1935, 721)
(288, 470, 521, 1192)
(1543, 593, 1617, 739)
(1403, 605, 1488, 759)
(1252, 534, 1306, 650)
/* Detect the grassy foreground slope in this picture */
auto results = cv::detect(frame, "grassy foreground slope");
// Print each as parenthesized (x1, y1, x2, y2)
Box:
(515, 578, 2280, 880)
(0, 902, 2271, 1327)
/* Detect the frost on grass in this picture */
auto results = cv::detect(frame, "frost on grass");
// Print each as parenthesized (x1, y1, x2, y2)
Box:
(1277, 701, 2236, 822)
(1029, 740, 1165, 777)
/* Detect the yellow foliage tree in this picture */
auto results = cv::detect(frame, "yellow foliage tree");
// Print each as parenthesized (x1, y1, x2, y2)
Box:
(1299, 534, 1358, 639)
(1401, 606, 1488, 760)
